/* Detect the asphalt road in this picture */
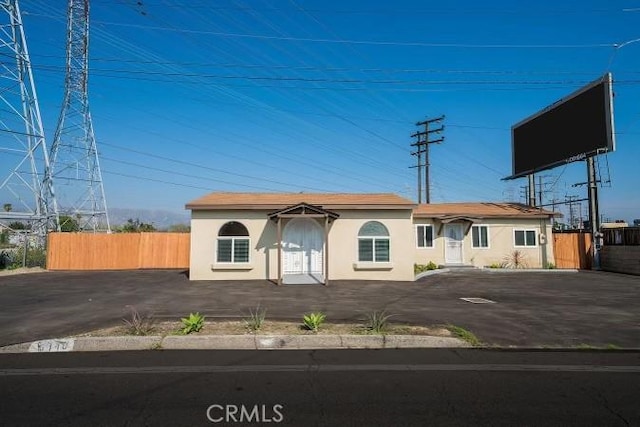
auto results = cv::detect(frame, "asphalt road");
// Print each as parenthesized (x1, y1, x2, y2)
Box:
(1, 269, 639, 348)
(1, 348, 639, 426)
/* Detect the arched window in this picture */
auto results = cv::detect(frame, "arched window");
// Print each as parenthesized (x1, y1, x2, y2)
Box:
(217, 221, 250, 263)
(358, 221, 390, 262)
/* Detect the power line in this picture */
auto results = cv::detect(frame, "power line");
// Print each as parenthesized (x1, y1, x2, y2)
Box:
(34, 64, 639, 86)
(85, 19, 619, 49)
(27, 0, 412, 177)
(30, 53, 640, 77)
(22, 10, 626, 49)
(98, 141, 337, 193)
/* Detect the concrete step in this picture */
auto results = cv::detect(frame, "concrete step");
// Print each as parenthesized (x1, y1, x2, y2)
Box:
(439, 264, 477, 270)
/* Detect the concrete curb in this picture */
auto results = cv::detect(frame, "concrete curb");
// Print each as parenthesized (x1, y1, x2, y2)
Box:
(479, 268, 579, 273)
(0, 334, 470, 353)
(416, 268, 579, 278)
(415, 268, 451, 280)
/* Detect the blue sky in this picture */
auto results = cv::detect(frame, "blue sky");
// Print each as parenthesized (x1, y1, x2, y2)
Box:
(4, 0, 640, 222)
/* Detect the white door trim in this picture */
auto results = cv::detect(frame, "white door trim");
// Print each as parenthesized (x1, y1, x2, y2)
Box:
(444, 223, 464, 264)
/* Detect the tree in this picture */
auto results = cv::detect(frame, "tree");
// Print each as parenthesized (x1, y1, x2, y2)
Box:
(8, 221, 27, 230)
(3, 203, 12, 212)
(167, 223, 190, 233)
(118, 218, 156, 233)
(59, 215, 80, 232)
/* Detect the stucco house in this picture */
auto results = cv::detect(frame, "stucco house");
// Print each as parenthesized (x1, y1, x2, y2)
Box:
(186, 192, 558, 283)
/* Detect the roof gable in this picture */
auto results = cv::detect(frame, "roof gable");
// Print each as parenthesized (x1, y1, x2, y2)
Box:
(268, 203, 340, 220)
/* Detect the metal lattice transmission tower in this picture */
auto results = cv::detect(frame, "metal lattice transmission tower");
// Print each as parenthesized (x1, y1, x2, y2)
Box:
(0, 0, 55, 234)
(50, 0, 110, 232)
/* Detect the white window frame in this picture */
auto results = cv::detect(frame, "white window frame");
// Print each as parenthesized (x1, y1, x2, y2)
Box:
(356, 221, 390, 263)
(358, 236, 390, 263)
(216, 237, 251, 264)
(513, 229, 537, 247)
(416, 224, 434, 249)
(471, 225, 490, 249)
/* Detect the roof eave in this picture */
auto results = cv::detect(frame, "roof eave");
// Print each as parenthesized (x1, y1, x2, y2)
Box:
(187, 203, 417, 211)
(413, 213, 561, 219)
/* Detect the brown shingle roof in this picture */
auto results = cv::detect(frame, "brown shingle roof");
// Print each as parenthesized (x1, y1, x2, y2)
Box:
(413, 202, 560, 218)
(186, 192, 416, 210)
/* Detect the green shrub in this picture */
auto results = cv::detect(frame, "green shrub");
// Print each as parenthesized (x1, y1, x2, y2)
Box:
(546, 262, 556, 269)
(302, 312, 326, 332)
(245, 306, 266, 332)
(414, 262, 438, 274)
(9, 245, 46, 268)
(487, 262, 503, 269)
(365, 310, 393, 334)
(447, 324, 481, 347)
(122, 306, 156, 336)
(180, 312, 205, 334)
(0, 250, 11, 269)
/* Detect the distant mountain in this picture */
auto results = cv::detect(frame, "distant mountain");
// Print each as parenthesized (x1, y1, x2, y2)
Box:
(108, 208, 189, 230)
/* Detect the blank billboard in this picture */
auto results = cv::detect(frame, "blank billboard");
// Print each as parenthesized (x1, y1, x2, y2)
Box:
(508, 73, 615, 179)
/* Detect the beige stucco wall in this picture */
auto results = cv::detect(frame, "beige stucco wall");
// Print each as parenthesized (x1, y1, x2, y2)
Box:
(413, 218, 554, 268)
(189, 209, 415, 281)
(326, 210, 414, 281)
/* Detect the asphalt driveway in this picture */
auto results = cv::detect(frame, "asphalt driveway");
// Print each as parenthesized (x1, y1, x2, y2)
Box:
(1, 269, 639, 348)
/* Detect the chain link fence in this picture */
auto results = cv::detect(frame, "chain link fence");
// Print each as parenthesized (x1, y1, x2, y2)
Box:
(0, 227, 47, 270)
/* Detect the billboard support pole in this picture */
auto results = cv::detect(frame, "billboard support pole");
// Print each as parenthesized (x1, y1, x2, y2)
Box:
(527, 174, 536, 207)
(587, 157, 601, 269)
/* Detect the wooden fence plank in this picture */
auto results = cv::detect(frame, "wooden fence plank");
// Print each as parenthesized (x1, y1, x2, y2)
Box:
(47, 232, 190, 270)
(552, 232, 592, 269)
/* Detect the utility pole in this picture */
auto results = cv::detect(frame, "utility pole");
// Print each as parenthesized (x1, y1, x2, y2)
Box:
(538, 176, 543, 207)
(586, 156, 601, 268)
(565, 195, 580, 229)
(410, 115, 444, 204)
(410, 146, 424, 204)
(549, 197, 559, 227)
(535, 174, 553, 208)
(519, 185, 529, 204)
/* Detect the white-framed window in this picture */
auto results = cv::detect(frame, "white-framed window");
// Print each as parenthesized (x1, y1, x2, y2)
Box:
(514, 229, 537, 247)
(217, 221, 250, 263)
(416, 224, 434, 248)
(358, 221, 390, 262)
(472, 225, 489, 248)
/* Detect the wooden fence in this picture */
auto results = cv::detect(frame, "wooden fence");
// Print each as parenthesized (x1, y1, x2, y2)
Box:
(47, 232, 190, 270)
(602, 226, 640, 246)
(552, 232, 592, 269)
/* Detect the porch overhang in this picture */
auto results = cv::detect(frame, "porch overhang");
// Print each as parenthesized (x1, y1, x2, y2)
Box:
(267, 202, 340, 222)
(435, 215, 483, 236)
(268, 203, 339, 286)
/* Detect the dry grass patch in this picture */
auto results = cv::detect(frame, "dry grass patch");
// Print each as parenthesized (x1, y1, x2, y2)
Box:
(76, 320, 453, 338)
(0, 267, 47, 277)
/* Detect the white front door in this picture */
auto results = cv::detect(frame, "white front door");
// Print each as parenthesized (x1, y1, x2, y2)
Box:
(444, 223, 464, 264)
(283, 218, 323, 275)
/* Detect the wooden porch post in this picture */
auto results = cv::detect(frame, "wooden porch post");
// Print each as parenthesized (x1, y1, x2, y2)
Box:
(277, 216, 282, 286)
(324, 215, 329, 286)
